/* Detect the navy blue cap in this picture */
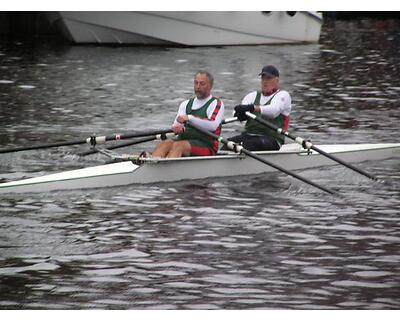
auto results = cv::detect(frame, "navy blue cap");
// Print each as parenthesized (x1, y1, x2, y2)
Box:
(259, 65, 279, 78)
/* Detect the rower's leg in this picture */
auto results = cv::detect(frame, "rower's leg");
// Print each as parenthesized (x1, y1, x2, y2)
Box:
(166, 141, 191, 158)
(152, 139, 174, 157)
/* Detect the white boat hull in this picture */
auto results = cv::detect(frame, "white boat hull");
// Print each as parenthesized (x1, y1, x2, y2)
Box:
(46, 11, 323, 46)
(1, 143, 399, 194)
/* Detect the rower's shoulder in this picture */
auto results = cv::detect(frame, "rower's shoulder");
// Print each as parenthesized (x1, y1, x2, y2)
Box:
(242, 91, 258, 102)
(211, 96, 224, 106)
(246, 90, 258, 98)
(276, 89, 291, 97)
(275, 90, 291, 106)
(179, 98, 192, 106)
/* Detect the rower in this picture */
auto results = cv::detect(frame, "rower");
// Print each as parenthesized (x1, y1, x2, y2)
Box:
(150, 70, 225, 158)
(224, 65, 292, 151)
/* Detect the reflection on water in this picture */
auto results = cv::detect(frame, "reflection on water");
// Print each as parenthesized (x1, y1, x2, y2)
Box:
(1, 18, 400, 309)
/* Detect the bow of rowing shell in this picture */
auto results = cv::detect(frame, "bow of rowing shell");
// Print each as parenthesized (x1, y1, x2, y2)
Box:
(0, 143, 399, 194)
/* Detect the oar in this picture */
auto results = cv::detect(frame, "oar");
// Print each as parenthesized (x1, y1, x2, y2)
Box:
(222, 117, 239, 125)
(78, 117, 240, 157)
(0, 128, 173, 154)
(78, 136, 161, 156)
(245, 112, 379, 182)
(185, 121, 337, 195)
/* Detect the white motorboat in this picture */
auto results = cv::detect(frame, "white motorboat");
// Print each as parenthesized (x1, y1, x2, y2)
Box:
(46, 11, 323, 46)
(0, 143, 399, 194)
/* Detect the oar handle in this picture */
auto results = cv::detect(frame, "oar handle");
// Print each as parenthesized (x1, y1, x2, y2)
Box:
(222, 117, 238, 125)
(185, 121, 336, 195)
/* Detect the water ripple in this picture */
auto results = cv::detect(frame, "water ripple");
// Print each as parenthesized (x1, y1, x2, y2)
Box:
(1, 18, 400, 309)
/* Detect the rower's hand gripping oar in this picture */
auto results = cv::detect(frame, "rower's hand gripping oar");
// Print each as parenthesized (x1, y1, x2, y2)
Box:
(0, 128, 173, 154)
(185, 121, 337, 195)
(244, 111, 380, 182)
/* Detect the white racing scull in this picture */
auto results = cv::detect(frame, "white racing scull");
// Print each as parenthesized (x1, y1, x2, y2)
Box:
(0, 143, 399, 194)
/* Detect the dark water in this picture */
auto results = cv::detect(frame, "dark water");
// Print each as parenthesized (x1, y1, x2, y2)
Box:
(0, 18, 400, 309)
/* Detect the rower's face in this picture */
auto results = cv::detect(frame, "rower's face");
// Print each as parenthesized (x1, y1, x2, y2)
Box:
(261, 75, 279, 94)
(194, 74, 212, 99)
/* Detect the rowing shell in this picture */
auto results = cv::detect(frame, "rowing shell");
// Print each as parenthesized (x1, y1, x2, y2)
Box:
(1, 143, 399, 194)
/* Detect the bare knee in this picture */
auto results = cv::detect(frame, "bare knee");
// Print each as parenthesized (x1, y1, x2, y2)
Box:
(152, 139, 174, 157)
(168, 141, 191, 157)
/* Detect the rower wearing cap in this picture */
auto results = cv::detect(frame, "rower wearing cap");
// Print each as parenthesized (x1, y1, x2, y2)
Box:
(227, 65, 291, 151)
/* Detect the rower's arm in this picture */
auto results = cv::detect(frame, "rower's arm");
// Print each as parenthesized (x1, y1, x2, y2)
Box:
(259, 91, 291, 118)
(172, 100, 189, 126)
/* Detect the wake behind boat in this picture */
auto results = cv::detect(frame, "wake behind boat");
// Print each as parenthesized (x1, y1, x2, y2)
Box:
(1, 143, 399, 194)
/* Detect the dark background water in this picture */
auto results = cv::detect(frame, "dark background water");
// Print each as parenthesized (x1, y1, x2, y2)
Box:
(0, 17, 400, 309)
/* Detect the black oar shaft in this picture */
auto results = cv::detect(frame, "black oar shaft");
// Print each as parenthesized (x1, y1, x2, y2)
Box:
(185, 121, 336, 195)
(0, 128, 173, 154)
(240, 148, 336, 195)
(0, 139, 87, 154)
(309, 145, 378, 181)
(0, 117, 242, 155)
(103, 128, 173, 142)
(0, 119, 242, 155)
(245, 112, 379, 181)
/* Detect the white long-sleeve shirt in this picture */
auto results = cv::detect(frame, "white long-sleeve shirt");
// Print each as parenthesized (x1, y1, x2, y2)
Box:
(241, 90, 291, 118)
(173, 95, 225, 131)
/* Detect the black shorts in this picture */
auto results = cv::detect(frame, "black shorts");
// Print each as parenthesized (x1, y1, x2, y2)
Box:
(221, 132, 281, 151)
